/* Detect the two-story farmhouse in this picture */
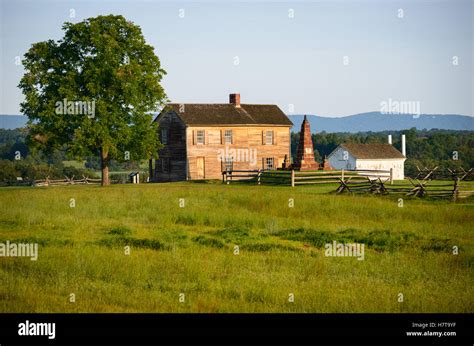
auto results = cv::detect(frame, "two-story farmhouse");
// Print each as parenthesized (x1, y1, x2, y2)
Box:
(150, 94, 293, 181)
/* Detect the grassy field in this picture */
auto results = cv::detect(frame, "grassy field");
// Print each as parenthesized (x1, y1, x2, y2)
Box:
(0, 182, 473, 312)
(62, 160, 87, 169)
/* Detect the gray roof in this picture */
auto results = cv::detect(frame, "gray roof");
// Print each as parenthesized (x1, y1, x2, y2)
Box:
(339, 143, 405, 159)
(156, 103, 293, 126)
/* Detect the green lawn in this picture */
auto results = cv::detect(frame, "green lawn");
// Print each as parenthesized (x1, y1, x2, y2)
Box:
(0, 182, 473, 312)
(62, 160, 86, 169)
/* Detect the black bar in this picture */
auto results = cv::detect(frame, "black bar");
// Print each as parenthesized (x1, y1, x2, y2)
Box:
(0, 313, 472, 345)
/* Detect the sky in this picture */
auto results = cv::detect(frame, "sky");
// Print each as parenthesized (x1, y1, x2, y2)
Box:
(0, 0, 472, 117)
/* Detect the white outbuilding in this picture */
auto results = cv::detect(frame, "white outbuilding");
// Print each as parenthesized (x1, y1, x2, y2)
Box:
(327, 143, 406, 180)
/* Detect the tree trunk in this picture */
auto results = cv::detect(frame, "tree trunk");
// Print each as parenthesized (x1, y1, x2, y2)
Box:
(100, 147, 110, 186)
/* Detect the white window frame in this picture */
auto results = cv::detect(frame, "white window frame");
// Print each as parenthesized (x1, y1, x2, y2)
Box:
(265, 157, 274, 170)
(224, 129, 233, 144)
(196, 130, 205, 145)
(265, 130, 273, 145)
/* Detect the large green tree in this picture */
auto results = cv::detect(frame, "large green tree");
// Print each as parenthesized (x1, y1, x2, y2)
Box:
(19, 15, 166, 185)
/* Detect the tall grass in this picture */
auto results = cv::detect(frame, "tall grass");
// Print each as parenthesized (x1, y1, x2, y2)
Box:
(0, 182, 472, 312)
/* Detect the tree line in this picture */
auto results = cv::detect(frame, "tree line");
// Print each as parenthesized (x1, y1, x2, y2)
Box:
(0, 128, 142, 184)
(1, 127, 473, 183)
(291, 128, 474, 177)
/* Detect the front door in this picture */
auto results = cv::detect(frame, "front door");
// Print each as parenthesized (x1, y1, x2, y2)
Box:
(197, 157, 205, 179)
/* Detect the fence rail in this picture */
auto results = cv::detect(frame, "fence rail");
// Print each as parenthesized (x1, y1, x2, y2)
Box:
(222, 169, 263, 184)
(222, 168, 393, 186)
(222, 167, 473, 201)
(336, 175, 474, 200)
(33, 175, 104, 186)
(0, 175, 108, 187)
(410, 167, 473, 181)
(291, 169, 392, 187)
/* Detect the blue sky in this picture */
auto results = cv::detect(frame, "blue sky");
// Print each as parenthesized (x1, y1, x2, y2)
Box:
(0, 0, 472, 117)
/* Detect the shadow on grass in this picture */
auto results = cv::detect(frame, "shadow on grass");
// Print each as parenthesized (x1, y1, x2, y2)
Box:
(100, 226, 169, 250)
(274, 228, 453, 253)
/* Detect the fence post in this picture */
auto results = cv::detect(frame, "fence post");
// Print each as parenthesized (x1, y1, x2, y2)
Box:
(390, 168, 393, 185)
(291, 169, 295, 187)
(341, 169, 344, 181)
(452, 177, 459, 201)
(257, 169, 261, 185)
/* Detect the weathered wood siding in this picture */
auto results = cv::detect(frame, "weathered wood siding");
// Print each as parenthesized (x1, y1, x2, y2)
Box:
(186, 126, 291, 180)
(152, 111, 187, 182)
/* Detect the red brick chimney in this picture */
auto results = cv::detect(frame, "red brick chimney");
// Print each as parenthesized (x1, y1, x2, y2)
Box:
(229, 93, 240, 107)
(293, 115, 319, 171)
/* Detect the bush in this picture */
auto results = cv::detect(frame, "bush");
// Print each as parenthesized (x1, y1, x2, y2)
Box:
(0, 160, 20, 183)
(0, 159, 100, 184)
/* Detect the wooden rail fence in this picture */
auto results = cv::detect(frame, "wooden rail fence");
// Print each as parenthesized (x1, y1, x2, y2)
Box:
(2, 173, 146, 187)
(34, 175, 103, 186)
(336, 175, 474, 200)
(412, 166, 473, 181)
(222, 167, 474, 200)
(222, 168, 393, 186)
(0, 175, 106, 187)
(222, 169, 263, 185)
(291, 169, 392, 187)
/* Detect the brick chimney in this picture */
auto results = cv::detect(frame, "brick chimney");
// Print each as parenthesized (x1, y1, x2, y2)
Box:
(229, 93, 240, 107)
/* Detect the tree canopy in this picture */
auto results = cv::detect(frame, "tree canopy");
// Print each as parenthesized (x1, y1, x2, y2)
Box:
(291, 128, 474, 176)
(19, 15, 167, 185)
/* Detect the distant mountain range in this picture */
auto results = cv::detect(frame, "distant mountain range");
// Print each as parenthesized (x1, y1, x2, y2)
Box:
(0, 115, 28, 130)
(289, 112, 473, 133)
(1, 112, 473, 133)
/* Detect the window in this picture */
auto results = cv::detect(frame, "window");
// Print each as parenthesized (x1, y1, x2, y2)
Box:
(265, 157, 274, 170)
(161, 129, 168, 145)
(196, 130, 205, 144)
(224, 129, 232, 144)
(265, 130, 273, 145)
